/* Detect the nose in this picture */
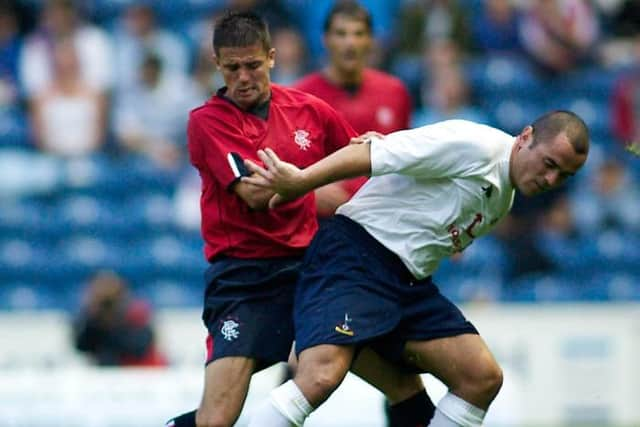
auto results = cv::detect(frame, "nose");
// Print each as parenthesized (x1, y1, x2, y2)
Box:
(544, 169, 560, 188)
(237, 67, 251, 82)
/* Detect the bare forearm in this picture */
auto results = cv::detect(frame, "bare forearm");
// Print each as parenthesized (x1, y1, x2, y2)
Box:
(299, 143, 371, 193)
(243, 142, 372, 207)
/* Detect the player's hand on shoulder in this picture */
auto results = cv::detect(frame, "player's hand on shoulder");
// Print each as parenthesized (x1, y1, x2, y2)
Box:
(350, 130, 384, 145)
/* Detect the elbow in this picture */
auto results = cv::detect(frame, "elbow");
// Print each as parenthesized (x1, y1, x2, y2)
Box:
(245, 198, 269, 211)
(243, 191, 272, 211)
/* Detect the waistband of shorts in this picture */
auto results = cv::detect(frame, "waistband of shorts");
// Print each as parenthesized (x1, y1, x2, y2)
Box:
(331, 215, 427, 284)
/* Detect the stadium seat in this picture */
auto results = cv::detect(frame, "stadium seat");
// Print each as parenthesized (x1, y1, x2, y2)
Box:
(54, 194, 142, 240)
(485, 98, 546, 135)
(0, 283, 56, 310)
(137, 279, 202, 308)
(466, 54, 543, 99)
(503, 274, 580, 302)
(436, 272, 503, 303)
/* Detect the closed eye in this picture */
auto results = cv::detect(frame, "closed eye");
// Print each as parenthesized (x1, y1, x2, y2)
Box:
(545, 157, 575, 179)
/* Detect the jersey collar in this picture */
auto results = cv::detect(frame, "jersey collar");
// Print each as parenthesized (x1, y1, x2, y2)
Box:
(217, 87, 271, 120)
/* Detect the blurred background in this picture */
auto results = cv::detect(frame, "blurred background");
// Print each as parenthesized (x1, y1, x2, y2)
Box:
(0, 0, 639, 426)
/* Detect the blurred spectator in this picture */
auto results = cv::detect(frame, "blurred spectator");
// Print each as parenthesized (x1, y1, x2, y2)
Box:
(72, 270, 168, 367)
(390, 0, 471, 99)
(0, 0, 22, 106)
(271, 26, 308, 85)
(113, 52, 199, 169)
(608, 0, 640, 38)
(518, 0, 600, 74)
(570, 155, 640, 233)
(471, 0, 522, 54)
(611, 34, 640, 144)
(412, 63, 489, 126)
(539, 195, 578, 238)
(425, 37, 461, 71)
(19, 0, 113, 98)
(188, 10, 224, 99)
(191, 41, 220, 100)
(494, 188, 566, 279)
(30, 38, 107, 156)
(112, 2, 190, 95)
(173, 167, 201, 232)
(393, 0, 472, 57)
(226, 0, 294, 32)
(0, 0, 28, 146)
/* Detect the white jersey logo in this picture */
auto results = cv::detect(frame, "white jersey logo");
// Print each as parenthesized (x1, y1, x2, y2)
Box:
(376, 106, 394, 127)
(220, 319, 240, 341)
(294, 129, 311, 150)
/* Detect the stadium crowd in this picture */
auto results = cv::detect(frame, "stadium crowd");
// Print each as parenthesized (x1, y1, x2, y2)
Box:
(0, 0, 639, 316)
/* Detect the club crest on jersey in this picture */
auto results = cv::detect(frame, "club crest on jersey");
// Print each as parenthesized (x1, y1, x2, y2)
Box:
(294, 129, 311, 150)
(335, 313, 355, 336)
(220, 317, 241, 341)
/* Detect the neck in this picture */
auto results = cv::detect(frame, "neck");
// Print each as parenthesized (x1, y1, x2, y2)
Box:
(324, 66, 363, 87)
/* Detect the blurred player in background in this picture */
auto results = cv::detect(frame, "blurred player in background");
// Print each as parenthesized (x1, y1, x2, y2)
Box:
(166, 10, 430, 427)
(244, 111, 590, 427)
(295, 0, 411, 217)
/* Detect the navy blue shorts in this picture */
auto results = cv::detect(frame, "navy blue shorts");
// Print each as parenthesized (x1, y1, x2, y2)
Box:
(294, 215, 478, 371)
(202, 256, 301, 369)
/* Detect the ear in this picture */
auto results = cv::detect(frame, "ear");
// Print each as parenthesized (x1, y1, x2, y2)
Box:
(268, 48, 276, 68)
(213, 54, 221, 70)
(517, 125, 534, 147)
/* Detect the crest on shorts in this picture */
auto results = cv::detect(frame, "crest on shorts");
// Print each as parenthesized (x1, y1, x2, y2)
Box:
(294, 129, 311, 150)
(335, 313, 355, 336)
(220, 317, 241, 341)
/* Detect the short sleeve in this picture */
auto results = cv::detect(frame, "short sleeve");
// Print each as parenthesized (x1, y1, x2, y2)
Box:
(370, 120, 500, 179)
(187, 111, 256, 189)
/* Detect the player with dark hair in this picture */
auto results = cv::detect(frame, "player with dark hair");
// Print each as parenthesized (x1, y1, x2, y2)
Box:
(295, 0, 412, 217)
(244, 111, 589, 427)
(166, 10, 432, 427)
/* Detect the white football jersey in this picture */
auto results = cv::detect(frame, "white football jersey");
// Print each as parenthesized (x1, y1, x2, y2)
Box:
(337, 120, 516, 279)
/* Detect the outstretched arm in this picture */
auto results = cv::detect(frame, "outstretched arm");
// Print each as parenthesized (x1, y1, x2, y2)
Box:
(243, 142, 372, 208)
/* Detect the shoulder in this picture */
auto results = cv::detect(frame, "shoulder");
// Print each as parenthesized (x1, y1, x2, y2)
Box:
(272, 83, 318, 102)
(293, 72, 325, 91)
(272, 83, 334, 112)
(440, 120, 513, 161)
(363, 69, 408, 91)
(189, 96, 237, 127)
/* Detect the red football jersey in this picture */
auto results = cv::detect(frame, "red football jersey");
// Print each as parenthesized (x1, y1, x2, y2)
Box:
(294, 69, 411, 134)
(295, 68, 412, 196)
(188, 84, 357, 260)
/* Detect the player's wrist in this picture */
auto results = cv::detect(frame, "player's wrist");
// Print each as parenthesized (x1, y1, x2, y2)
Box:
(298, 168, 316, 196)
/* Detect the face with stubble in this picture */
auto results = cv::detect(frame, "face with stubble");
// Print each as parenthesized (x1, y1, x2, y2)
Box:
(509, 126, 587, 196)
(215, 42, 275, 111)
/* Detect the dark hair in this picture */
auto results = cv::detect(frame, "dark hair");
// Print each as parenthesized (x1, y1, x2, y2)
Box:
(530, 110, 590, 155)
(323, 0, 372, 34)
(213, 10, 271, 56)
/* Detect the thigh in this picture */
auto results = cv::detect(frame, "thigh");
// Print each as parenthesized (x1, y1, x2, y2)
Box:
(198, 356, 256, 425)
(404, 333, 498, 388)
(202, 257, 299, 367)
(369, 280, 478, 370)
(294, 219, 402, 355)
